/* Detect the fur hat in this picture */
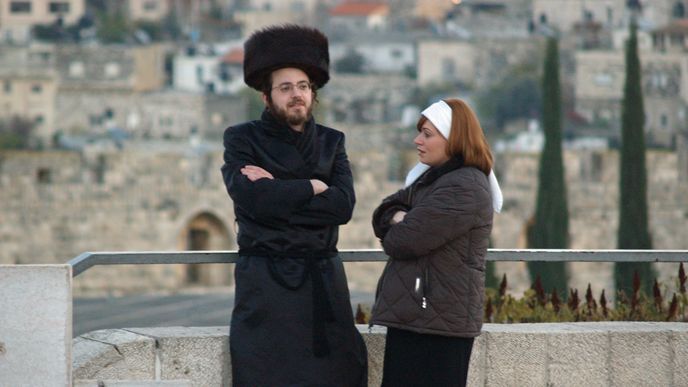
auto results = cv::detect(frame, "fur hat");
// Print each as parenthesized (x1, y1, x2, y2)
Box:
(243, 24, 330, 91)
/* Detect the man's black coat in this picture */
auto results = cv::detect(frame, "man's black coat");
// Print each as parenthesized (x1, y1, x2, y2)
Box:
(221, 110, 355, 258)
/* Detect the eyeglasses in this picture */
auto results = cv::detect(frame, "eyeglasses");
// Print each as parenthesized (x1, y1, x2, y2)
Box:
(272, 81, 313, 94)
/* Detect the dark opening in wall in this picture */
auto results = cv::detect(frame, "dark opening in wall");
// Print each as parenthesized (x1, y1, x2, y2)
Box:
(186, 228, 210, 283)
(37, 168, 51, 184)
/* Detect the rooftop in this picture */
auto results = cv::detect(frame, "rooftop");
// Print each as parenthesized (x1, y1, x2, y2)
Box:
(330, 2, 389, 17)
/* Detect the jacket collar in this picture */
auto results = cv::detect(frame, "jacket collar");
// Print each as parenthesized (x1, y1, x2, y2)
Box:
(417, 155, 465, 186)
(259, 108, 320, 178)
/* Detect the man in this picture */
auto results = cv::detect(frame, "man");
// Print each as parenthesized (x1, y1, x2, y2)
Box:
(221, 25, 368, 386)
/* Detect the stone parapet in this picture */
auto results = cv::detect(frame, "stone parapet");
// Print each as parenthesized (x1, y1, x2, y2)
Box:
(73, 322, 688, 387)
(0, 265, 72, 387)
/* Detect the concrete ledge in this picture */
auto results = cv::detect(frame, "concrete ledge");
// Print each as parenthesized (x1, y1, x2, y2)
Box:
(75, 381, 191, 387)
(74, 326, 230, 387)
(74, 329, 156, 380)
(73, 322, 688, 387)
(0, 265, 72, 387)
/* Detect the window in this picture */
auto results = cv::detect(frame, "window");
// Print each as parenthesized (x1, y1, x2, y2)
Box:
(49, 2, 70, 13)
(31, 84, 42, 94)
(661, 113, 668, 128)
(69, 61, 84, 78)
(143, 1, 157, 11)
(594, 73, 613, 87)
(37, 168, 52, 184)
(441, 58, 456, 78)
(673, 1, 686, 18)
(211, 113, 222, 126)
(3, 81, 11, 93)
(390, 49, 402, 58)
(539, 13, 547, 24)
(10, 2, 31, 13)
(104, 62, 120, 78)
(35, 115, 44, 124)
(590, 152, 603, 182)
(196, 65, 204, 85)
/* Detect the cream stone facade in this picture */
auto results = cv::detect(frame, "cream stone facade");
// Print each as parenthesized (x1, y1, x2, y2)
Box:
(532, 0, 626, 30)
(532, 0, 682, 31)
(412, 0, 452, 22)
(126, 0, 170, 22)
(0, 43, 58, 144)
(417, 37, 540, 89)
(54, 89, 246, 139)
(0, 69, 57, 144)
(234, 0, 319, 35)
(575, 49, 688, 146)
(0, 0, 86, 42)
(417, 38, 476, 87)
(55, 43, 167, 93)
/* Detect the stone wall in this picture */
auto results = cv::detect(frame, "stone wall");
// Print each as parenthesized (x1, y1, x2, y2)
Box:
(73, 323, 688, 387)
(0, 147, 235, 294)
(1, 137, 687, 295)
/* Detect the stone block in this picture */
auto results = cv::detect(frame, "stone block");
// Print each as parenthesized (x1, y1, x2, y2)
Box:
(467, 333, 485, 386)
(73, 337, 124, 378)
(74, 329, 156, 380)
(359, 325, 385, 387)
(0, 265, 71, 387)
(609, 326, 672, 386)
(672, 325, 688, 386)
(128, 326, 230, 387)
(483, 324, 547, 386)
(546, 324, 609, 387)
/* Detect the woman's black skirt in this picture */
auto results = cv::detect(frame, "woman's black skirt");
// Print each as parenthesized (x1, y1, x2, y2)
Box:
(381, 327, 474, 387)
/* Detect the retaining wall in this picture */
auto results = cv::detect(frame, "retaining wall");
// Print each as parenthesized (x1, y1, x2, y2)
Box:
(73, 322, 688, 387)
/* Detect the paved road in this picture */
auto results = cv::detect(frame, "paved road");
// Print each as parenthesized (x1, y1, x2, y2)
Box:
(73, 291, 376, 337)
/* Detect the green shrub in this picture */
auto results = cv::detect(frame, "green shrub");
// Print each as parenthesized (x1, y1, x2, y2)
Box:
(484, 263, 687, 323)
(356, 263, 688, 324)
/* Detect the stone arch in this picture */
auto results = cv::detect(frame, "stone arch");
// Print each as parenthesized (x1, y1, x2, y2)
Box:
(179, 211, 234, 286)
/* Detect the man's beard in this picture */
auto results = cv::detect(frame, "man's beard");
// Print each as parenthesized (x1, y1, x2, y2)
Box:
(268, 97, 313, 127)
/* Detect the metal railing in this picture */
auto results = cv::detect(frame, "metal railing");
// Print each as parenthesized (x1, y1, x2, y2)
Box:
(68, 249, 688, 277)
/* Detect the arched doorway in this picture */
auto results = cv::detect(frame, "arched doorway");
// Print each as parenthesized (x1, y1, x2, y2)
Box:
(181, 212, 234, 286)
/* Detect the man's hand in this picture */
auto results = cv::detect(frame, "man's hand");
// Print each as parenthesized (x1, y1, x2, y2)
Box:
(310, 179, 328, 195)
(391, 210, 407, 225)
(241, 165, 274, 182)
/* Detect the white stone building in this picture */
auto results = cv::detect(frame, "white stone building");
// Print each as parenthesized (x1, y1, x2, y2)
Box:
(172, 42, 244, 95)
(330, 34, 415, 75)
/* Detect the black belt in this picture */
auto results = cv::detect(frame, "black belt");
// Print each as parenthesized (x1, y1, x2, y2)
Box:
(266, 255, 335, 358)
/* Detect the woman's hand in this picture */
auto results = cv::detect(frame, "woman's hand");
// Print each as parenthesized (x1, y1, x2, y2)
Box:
(391, 210, 407, 225)
(241, 165, 274, 182)
(310, 179, 328, 195)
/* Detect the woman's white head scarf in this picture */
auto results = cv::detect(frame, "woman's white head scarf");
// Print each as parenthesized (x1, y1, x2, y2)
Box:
(405, 100, 503, 213)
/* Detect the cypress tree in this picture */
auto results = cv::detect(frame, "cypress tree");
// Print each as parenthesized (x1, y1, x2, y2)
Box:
(527, 37, 569, 294)
(616, 20, 654, 295)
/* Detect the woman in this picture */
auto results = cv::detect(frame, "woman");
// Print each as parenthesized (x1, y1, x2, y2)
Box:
(370, 98, 502, 387)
